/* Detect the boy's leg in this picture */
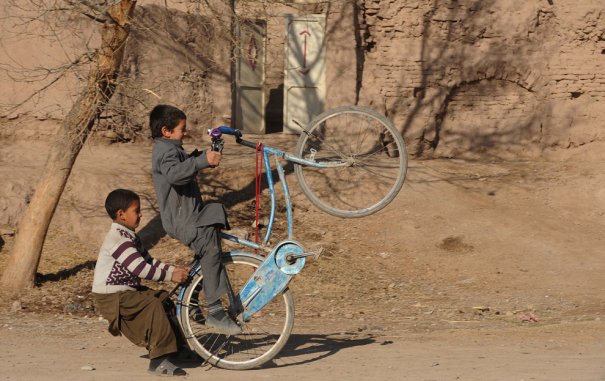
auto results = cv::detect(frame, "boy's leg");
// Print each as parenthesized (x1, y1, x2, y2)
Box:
(189, 225, 228, 304)
(118, 289, 178, 359)
(162, 296, 188, 349)
(189, 225, 241, 335)
(92, 292, 122, 336)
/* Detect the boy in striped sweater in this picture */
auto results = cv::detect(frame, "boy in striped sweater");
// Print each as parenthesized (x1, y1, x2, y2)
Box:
(93, 189, 189, 376)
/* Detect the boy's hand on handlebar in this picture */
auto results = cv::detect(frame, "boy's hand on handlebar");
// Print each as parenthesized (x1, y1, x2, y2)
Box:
(207, 150, 221, 167)
(171, 267, 188, 283)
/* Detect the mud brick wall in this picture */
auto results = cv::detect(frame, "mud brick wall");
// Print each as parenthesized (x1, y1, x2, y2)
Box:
(548, 55, 605, 100)
(354, 0, 605, 157)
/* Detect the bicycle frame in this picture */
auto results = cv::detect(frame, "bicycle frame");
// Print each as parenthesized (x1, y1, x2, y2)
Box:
(220, 142, 337, 247)
(175, 137, 323, 320)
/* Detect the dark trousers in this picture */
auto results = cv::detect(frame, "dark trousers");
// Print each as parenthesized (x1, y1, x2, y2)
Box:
(188, 225, 228, 304)
(93, 289, 178, 359)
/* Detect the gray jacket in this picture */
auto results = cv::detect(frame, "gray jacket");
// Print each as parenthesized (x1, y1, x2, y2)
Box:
(151, 138, 229, 245)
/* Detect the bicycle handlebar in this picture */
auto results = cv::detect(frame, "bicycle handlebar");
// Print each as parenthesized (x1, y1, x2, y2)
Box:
(208, 125, 259, 150)
(215, 125, 242, 137)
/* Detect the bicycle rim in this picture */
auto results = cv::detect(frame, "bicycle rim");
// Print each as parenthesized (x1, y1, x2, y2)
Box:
(295, 106, 408, 218)
(179, 253, 295, 370)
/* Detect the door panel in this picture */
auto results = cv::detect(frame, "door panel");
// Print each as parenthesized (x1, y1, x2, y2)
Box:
(236, 20, 266, 134)
(284, 15, 326, 134)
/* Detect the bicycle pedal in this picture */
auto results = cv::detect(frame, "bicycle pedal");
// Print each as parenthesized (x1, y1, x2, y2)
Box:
(284, 246, 324, 262)
(312, 246, 324, 260)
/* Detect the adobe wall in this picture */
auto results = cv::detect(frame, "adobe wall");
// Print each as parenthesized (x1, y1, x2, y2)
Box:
(355, 0, 605, 157)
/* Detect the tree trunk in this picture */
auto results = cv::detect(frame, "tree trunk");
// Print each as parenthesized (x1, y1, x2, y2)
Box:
(0, 0, 137, 293)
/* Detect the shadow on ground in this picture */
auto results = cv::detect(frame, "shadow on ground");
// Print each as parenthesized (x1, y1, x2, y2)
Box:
(271, 333, 379, 368)
(172, 333, 379, 371)
(35, 260, 96, 285)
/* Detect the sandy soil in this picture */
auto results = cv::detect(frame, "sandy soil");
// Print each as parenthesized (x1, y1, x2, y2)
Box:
(0, 312, 603, 381)
(1, 130, 604, 380)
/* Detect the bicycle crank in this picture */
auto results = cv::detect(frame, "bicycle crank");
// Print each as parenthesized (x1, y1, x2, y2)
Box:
(285, 246, 324, 263)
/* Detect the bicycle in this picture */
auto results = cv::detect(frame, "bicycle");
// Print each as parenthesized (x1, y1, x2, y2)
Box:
(168, 105, 408, 370)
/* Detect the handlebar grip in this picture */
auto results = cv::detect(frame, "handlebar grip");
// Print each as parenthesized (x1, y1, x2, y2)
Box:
(217, 125, 242, 137)
(236, 138, 258, 149)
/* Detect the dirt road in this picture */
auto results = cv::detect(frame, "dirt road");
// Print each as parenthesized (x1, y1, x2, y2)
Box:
(1, 312, 603, 381)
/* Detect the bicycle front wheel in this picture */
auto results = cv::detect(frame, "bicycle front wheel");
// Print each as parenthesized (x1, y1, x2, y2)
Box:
(295, 106, 408, 218)
(179, 252, 295, 370)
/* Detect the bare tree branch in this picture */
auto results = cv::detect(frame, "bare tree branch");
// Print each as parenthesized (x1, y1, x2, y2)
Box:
(2, 51, 94, 113)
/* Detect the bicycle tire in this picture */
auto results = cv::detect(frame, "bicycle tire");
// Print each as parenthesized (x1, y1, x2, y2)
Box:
(178, 252, 295, 370)
(294, 105, 408, 218)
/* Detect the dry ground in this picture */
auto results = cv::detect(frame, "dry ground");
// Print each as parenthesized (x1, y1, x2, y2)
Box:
(0, 130, 604, 380)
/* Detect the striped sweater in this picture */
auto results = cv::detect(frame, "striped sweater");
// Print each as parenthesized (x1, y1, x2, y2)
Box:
(92, 222, 175, 294)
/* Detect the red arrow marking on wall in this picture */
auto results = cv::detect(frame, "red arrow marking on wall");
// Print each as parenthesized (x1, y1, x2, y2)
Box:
(299, 30, 311, 74)
(247, 35, 258, 71)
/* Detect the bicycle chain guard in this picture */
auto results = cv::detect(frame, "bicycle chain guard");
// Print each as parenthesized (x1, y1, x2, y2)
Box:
(238, 240, 305, 321)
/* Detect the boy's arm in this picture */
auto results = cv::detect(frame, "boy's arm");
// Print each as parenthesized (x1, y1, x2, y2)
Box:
(111, 241, 174, 282)
(159, 148, 210, 186)
(143, 249, 188, 283)
(142, 248, 173, 271)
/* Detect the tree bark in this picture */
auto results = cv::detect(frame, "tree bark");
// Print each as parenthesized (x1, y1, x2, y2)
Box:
(0, 0, 137, 292)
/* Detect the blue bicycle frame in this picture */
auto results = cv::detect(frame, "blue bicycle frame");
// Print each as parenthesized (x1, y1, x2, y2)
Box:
(219, 129, 336, 248)
(177, 127, 324, 321)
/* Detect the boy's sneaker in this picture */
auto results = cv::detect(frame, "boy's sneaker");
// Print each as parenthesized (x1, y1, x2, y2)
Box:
(148, 356, 187, 376)
(205, 308, 242, 335)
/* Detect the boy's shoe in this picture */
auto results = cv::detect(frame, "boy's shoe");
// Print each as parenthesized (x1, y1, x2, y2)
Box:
(205, 308, 242, 335)
(148, 356, 187, 377)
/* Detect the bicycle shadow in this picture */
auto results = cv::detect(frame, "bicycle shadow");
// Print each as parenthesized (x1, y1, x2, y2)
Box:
(169, 334, 378, 370)
(264, 333, 380, 368)
(170, 333, 381, 371)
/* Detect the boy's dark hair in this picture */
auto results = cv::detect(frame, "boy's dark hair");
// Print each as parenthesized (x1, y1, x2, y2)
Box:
(149, 104, 187, 138)
(105, 189, 140, 220)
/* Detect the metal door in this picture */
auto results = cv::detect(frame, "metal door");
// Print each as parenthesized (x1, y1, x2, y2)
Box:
(283, 14, 326, 134)
(236, 20, 266, 134)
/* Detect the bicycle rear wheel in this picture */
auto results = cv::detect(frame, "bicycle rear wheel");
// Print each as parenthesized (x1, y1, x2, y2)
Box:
(179, 252, 294, 370)
(294, 106, 408, 218)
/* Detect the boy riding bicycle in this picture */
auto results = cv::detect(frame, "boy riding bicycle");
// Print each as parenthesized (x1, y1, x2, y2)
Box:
(149, 104, 241, 335)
